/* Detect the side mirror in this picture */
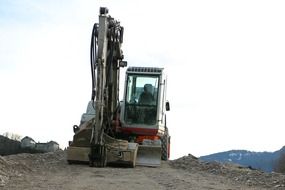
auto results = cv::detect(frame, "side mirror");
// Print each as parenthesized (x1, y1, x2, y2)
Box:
(166, 101, 170, 111)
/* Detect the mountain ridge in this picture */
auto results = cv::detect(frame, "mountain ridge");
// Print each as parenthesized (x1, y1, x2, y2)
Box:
(200, 147, 285, 172)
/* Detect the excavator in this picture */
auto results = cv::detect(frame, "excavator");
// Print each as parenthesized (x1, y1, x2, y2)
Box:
(67, 7, 170, 167)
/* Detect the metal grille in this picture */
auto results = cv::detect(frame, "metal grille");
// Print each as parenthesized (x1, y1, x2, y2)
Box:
(127, 67, 163, 73)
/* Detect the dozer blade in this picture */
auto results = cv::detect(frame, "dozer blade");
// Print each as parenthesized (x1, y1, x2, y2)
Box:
(136, 145, 161, 167)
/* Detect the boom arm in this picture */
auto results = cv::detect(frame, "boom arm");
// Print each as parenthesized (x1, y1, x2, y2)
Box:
(89, 7, 127, 167)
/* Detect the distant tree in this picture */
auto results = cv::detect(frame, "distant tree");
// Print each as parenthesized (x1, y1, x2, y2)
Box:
(274, 153, 285, 173)
(3, 132, 9, 138)
(2, 132, 22, 141)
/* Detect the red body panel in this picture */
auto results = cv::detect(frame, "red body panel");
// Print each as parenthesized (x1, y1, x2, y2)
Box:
(118, 125, 158, 136)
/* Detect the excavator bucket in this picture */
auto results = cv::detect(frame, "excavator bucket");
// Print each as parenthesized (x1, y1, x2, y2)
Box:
(103, 134, 140, 167)
(136, 145, 161, 167)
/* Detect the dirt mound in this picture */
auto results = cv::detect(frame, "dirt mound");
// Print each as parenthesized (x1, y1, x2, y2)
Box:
(0, 155, 31, 186)
(0, 150, 65, 187)
(170, 154, 285, 189)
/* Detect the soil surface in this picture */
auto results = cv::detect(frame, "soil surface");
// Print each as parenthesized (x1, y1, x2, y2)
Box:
(1, 151, 285, 190)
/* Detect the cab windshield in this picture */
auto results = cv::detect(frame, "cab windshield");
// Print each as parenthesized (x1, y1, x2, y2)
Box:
(124, 74, 159, 125)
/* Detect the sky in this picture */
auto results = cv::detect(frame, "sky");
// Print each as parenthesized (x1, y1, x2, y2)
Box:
(0, 0, 285, 159)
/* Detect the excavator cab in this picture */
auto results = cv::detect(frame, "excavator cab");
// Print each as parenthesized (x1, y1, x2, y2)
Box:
(119, 67, 170, 166)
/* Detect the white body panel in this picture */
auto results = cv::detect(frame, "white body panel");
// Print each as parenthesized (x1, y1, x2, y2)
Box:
(120, 67, 168, 136)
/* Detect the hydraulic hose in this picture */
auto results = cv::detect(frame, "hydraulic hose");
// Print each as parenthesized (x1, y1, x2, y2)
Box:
(90, 23, 98, 101)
